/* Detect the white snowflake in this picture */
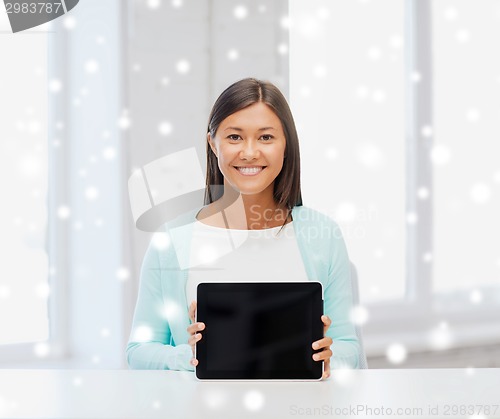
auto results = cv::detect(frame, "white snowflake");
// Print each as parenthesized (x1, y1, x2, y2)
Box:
(49, 79, 62, 93)
(133, 325, 153, 342)
(466, 108, 480, 122)
(421, 125, 433, 138)
(389, 35, 403, 49)
(34, 342, 50, 358)
(152, 232, 170, 250)
(227, 48, 239, 61)
(158, 121, 173, 136)
(386, 343, 407, 364)
(417, 187, 429, 200)
(406, 212, 418, 225)
(277, 43, 288, 55)
(357, 143, 385, 169)
(118, 113, 132, 130)
(367, 46, 382, 60)
(371, 89, 386, 103)
(428, 322, 453, 350)
(233, 5, 248, 20)
(176, 59, 190, 74)
(456, 29, 470, 43)
(430, 144, 451, 165)
(85, 59, 99, 74)
(470, 183, 491, 204)
(410, 71, 422, 83)
(35, 282, 50, 299)
(85, 186, 99, 201)
(102, 146, 116, 160)
(63, 16, 77, 30)
(313, 64, 327, 78)
(444, 7, 458, 21)
(350, 305, 369, 326)
(325, 147, 338, 161)
(243, 390, 265, 411)
(116, 267, 130, 281)
(0, 285, 11, 299)
(335, 202, 357, 223)
(202, 388, 227, 409)
(147, 0, 161, 9)
(469, 289, 482, 304)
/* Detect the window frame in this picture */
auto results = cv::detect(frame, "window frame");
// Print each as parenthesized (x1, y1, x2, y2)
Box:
(361, 0, 500, 356)
(0, 23, 69, 365)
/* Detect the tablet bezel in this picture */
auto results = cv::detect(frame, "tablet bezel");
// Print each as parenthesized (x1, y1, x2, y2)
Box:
(195, 282, 324, 381)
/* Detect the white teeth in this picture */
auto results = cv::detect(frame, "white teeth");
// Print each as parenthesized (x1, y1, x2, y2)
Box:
(236, 166, 263, 174)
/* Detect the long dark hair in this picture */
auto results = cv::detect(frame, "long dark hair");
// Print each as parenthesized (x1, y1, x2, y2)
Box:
(204, 78, 303, 230)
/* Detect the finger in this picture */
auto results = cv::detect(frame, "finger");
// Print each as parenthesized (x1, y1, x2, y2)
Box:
(312, 349, 332, 362)
(186, 322, 205, 335)
(190, 358, 199, 367)
(188, 301, 197, 323)
(188, 332, 202, 347)
(321, 315, 331, 335)
(312, 336, 333, 351)
(322, 358, 331, 380)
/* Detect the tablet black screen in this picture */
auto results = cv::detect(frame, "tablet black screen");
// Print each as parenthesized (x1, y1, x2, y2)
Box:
(196, 282, 323, 380)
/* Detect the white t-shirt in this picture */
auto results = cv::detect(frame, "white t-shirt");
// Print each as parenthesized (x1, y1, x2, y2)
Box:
(185, 220, 309, 307)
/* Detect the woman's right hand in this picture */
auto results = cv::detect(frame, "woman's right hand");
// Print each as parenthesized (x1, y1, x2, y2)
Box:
(186, 301, 204, 367)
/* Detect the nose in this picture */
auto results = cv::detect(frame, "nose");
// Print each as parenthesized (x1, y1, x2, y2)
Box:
(239, 139, 261, 160)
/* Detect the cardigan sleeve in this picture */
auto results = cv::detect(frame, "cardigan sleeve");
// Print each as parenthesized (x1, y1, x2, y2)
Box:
(125, 238, 193, 371)
(324, 219, 361, 369)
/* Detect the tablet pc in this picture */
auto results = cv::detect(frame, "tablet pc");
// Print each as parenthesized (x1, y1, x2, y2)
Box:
(195, 282, 324, 380)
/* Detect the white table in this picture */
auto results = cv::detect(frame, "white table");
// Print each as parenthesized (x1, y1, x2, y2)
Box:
(0, 369, 499, 418)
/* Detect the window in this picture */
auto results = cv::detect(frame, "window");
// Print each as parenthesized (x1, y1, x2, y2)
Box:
(432, 0, 500, 296)
(0, 12, 50, 347)
(289, 0, 500, 356)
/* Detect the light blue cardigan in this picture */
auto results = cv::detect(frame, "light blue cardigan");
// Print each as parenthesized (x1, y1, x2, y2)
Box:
(126, 205, 360, 371)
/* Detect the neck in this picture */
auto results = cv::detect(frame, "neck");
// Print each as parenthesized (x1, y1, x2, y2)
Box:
(214, 186, 288, 230)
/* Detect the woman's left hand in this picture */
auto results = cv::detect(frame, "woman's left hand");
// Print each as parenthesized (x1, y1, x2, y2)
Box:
(311, 315, 333, 380)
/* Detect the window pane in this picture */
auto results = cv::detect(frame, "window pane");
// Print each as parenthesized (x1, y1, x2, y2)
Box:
(289, 0, 405, 302)
(0, 15, 49, 344)
(432, 1, 500, 293)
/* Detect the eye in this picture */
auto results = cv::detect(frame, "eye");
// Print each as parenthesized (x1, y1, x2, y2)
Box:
(260, 134, 274, 141)
(227, 134, 241, 141)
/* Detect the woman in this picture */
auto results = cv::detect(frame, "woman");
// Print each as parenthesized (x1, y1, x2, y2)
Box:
(126, 78, 360, 378)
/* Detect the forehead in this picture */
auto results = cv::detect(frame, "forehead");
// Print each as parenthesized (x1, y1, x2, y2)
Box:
(220, 102, 282, 129)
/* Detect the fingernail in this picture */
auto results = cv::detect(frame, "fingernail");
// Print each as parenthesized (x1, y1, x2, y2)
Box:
(198, 323, 203, 329)
(313, 343, 318, 349)
(313, 354, 319, 361)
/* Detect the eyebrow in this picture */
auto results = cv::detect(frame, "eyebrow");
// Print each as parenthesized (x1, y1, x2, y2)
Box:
(224, 126, 276, 132)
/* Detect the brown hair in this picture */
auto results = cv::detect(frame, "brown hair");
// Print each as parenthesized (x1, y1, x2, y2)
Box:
(204, 78, 303, 232)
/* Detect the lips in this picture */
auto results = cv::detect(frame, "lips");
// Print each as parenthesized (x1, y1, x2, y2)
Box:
(234, 166, 266, 176)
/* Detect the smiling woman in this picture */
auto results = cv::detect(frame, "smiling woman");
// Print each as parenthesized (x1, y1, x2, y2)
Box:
(202, 78, 302, 232)
(126, 78, 361, 377)
(204, 102, 288, 230)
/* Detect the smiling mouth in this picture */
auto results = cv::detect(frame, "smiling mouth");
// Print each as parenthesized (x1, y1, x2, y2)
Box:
(233, 166, 266, 176)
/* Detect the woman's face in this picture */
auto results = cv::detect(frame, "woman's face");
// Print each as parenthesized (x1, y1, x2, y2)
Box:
(208, 102, 287, 199)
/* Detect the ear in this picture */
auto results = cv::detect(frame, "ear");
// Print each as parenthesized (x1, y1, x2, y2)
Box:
(207, 133, 218, 158)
